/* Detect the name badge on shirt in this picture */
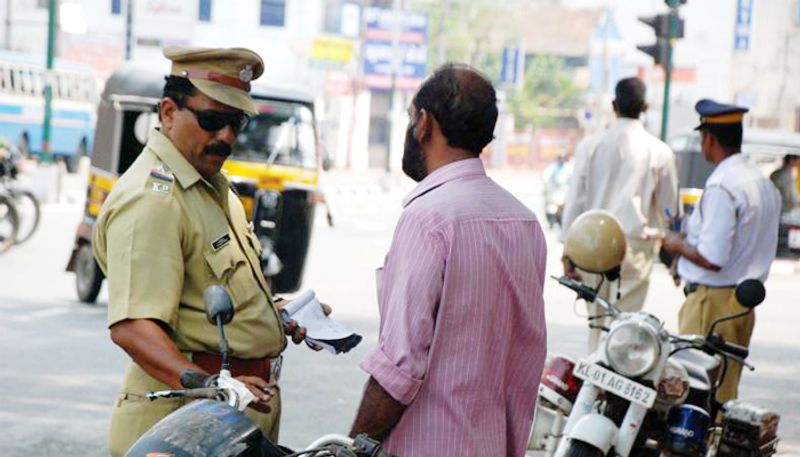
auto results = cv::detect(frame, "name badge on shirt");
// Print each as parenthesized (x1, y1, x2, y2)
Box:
(211, 233, 231, 251)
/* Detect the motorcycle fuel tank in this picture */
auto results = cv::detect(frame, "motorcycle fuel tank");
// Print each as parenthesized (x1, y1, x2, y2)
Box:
(125, 399, 265, 457)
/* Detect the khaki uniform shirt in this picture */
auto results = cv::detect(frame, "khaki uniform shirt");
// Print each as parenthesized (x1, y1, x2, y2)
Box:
(93, 128, 286, 359)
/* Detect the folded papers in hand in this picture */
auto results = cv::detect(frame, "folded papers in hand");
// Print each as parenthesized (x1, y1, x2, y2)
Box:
(280, 290, 362, 354)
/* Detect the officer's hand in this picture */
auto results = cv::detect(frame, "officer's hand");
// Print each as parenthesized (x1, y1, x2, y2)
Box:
(669, 254, 682, 287)
(661, 231, 686, 255)
(236, 375, 274, 413)
(562, 257, 582, 281)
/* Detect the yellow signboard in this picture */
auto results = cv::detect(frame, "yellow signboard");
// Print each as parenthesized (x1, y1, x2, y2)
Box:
(311, 36, 354, 63)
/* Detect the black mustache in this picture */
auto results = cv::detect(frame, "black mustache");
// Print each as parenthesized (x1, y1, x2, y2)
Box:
(205, 143, 232, 157)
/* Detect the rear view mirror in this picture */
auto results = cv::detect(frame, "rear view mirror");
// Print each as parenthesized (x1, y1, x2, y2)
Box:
(204, 285, 234, 325)
(735, 279, 766, 310)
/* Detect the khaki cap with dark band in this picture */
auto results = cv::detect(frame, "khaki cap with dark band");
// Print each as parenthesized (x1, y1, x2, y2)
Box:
(163, 46, 265, 115)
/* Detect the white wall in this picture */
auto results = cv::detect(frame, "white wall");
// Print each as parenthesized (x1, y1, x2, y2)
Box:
(730, 0, 800, 130)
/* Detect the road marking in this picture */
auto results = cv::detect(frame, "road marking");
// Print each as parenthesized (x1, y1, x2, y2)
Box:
(4, 307, 71, 323)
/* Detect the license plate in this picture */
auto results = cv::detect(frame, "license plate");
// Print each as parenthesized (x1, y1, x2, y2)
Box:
(789, 228, 800, 250)
(573, 360, 656, 408)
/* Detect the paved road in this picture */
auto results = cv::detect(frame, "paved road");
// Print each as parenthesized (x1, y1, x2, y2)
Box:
(0, 168, 798, 455)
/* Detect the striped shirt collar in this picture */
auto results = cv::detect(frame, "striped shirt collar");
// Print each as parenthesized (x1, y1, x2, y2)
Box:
(402, 157, 486, 208)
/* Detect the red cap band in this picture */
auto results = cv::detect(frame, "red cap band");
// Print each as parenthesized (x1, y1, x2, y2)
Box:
(180, 70, 251, 91)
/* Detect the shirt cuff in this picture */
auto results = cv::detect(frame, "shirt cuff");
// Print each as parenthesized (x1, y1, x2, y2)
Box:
(360, 345, 423, 406)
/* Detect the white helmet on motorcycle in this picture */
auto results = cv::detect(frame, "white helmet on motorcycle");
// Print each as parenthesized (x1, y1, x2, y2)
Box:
(563, 210, 626, 279)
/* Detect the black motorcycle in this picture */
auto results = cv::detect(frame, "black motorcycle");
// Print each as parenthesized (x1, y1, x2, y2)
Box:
(125, 286, 393, 457)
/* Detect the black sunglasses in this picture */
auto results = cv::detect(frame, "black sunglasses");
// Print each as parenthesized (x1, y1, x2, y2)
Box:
(182, 106, 250, 134)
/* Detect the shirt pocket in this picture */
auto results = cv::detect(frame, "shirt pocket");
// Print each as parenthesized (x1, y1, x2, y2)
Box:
(204, 244, 258, 307)
(245, 230, 263, 258)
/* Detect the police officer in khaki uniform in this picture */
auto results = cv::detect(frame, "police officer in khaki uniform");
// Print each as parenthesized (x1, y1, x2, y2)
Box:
(93, 47, 308, 457)
(662, 99, 781, 404)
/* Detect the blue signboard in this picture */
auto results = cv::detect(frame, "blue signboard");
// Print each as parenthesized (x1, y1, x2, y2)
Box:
(501, 47, 522, 86)
(734, 0, 754, 51)
(362, 7, 428, 90)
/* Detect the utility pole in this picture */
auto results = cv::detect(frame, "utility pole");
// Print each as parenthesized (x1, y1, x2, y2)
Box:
(4, 0, 12, 50)
(125, 0, 133, 60)
(42, 0, 58, 163)
(385, 0, 401, 175)
(660, 0, 681, 141)
(436, 0, 447, 66)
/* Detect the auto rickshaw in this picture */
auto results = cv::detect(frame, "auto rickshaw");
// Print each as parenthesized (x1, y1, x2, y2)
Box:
(669, 128, 800, 259)
(66, 62, 327, 303)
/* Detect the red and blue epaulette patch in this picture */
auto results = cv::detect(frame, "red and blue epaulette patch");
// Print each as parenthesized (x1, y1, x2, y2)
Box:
(149, 167, 174, 182)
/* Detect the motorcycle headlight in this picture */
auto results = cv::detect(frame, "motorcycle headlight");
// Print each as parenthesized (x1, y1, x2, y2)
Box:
(605, 321, 661, 377)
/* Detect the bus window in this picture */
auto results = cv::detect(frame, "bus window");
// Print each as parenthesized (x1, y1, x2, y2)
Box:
(9, 66, 18, 94)
(25, 68, 35, 95)
(58, 73, 70, 99)
(0, 66, 8, 92)
(31, 69, 43, 96)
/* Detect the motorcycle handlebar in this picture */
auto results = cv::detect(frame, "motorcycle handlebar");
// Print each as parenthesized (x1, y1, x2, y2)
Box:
(552, 276, 618, 316)
(717, 341, 749, 360)
(146, 387, 220, 401)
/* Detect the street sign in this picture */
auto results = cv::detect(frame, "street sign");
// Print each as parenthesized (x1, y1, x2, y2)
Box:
(500, 47, 524, 88)
(734, 0, 754, 51)
(361, 7, 428, 91)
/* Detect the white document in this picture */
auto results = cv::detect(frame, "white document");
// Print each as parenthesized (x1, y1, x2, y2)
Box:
(280, 290, 362, 354)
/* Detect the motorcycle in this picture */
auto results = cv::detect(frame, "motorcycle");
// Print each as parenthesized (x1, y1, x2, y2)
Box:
(527, 276, 780, 457)
(125, 285, 393, 457)
(543, 157, 572, 229)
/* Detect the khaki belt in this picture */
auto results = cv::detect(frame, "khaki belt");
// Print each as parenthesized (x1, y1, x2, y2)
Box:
(192, 351, 282, 382)
(684, 282, 736, 296)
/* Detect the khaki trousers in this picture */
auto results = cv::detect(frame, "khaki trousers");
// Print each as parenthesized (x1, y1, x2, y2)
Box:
(108, 362, 281, 457)
(585, 237, 655, 352)
(678, 285, 755, 404)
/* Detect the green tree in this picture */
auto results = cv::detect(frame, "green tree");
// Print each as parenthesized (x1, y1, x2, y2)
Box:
(508, 55, 584, 128)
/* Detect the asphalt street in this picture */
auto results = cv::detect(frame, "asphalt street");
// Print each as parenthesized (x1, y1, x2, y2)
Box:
(0, 168, 798, 456)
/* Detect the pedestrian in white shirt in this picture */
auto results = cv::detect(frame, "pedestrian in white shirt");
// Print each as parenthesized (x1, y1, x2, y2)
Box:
(661, 99, 780, 404)
(561, 77, 678, 351)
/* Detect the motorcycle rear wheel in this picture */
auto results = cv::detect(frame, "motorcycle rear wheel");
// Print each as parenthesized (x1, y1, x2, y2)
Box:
(0, 195, 19, 254)
(12, 189, 40, 244)
(564, 440, 604, 457)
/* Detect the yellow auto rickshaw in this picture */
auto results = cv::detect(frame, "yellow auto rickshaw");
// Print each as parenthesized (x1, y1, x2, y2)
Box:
(66, 62, 327, 303)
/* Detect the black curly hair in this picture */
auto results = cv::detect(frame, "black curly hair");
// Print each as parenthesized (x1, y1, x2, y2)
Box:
(412, 64, 498, 154)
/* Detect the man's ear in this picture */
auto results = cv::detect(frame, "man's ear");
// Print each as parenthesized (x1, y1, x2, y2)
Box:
(160, 98, 178, 131)
(417, 109, 433, 143)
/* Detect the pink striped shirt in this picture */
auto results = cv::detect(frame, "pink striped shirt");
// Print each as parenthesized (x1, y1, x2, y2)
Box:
(362, 158, 548, 457)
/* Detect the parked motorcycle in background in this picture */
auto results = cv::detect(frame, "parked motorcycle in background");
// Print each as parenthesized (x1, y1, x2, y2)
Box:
(125, 285, 393, 457)
(527, 210, 780, 457)
(526, 276, 780, 457)
(543, 154, 573, 230)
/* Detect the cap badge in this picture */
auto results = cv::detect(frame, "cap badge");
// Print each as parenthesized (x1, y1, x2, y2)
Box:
(239, 65, 254, 83)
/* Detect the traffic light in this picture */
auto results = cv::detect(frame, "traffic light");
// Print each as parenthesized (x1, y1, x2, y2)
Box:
(637, 39, 668, 66)
(637, 13, 684, 65)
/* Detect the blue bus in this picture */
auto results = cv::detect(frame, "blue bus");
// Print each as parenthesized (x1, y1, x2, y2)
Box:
(0, 50, 97, 171)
